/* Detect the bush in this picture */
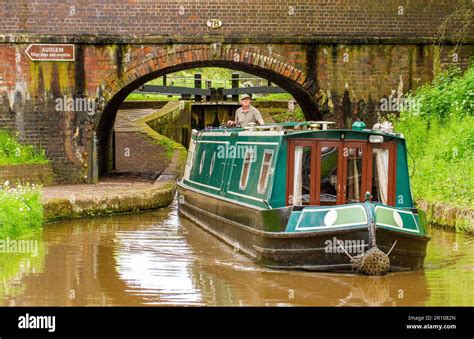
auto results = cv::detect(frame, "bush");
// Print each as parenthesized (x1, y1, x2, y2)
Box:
(0, 130, 48, 165)
(270, 106, 306, 123)
(394, 65, 474, 208)
(253, 93, 294, 101)
(0, 183, 44, 238)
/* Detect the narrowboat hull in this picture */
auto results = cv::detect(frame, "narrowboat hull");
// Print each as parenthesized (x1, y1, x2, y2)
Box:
(177, 182, 430, 272)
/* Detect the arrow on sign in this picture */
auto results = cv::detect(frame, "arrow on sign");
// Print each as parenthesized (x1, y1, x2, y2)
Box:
(25, 44, 75, 61)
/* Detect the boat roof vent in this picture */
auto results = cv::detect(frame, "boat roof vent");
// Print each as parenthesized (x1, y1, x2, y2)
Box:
(310, 121, 335, 130)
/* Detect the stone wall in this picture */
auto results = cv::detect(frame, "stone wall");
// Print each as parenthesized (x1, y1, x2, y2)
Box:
(114, 131, 170, 175)
(0, 163, 54, 185)
(145, 102, 191, 147)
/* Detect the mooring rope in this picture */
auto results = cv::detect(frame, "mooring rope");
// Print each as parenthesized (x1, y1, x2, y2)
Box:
(386, 240, 398, 256)
(336, 239, 354, 259)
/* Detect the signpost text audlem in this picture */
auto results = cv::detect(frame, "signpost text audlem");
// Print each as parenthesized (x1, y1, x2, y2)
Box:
(25, 44, 75, 62)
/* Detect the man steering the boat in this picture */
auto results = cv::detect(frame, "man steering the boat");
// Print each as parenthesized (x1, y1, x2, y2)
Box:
(227, 94, 264, 127)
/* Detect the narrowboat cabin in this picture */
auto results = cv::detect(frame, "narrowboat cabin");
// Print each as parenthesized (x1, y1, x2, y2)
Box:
(177, 121, 430, 275)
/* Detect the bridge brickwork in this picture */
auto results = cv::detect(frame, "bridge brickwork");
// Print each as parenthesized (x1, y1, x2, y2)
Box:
(0, 0, 472, 182)
(0, 0, 470, 38)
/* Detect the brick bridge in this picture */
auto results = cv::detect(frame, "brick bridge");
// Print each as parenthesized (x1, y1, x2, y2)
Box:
(0, 0, 472, 183)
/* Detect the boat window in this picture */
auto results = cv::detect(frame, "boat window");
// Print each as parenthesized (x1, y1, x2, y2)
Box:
(293, 146, 312, 205)
(209, 152, 216, 176)
(199, 150, 206, 175)
(320, 146, 338, 205)
(257, 150, 274, 194)
(371, 148, 389, 204)
(239, 148, 254, 190)
(345, 147, 364, 202)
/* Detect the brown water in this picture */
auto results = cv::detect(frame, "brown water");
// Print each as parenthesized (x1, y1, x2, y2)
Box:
(1, 201, 473, 306)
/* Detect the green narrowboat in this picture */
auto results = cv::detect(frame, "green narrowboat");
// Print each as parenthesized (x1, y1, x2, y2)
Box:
(177, 121, 430, 275)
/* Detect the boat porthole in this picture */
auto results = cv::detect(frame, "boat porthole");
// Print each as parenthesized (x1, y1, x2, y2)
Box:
(393, 211, 403, 227)
(324, 209, 338, 226)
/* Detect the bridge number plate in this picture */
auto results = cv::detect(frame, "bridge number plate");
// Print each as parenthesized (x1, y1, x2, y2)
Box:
(207, 19, 223, 29)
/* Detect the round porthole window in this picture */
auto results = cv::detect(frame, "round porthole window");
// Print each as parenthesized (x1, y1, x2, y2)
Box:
(324, 209, 338, 226)
(393, 211, 403, 227)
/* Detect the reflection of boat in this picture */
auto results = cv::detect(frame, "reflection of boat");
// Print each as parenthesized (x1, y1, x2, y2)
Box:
(177, 121, 430, 274)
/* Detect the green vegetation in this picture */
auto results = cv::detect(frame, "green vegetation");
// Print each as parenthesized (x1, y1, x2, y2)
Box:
(253, 93, 293, 101)
(0, 183, 44, 238)
(269, 106, 305, 123)
(150, 133, 179, 160)
(147, 67, 235, 87)
(0, 131, 46, 237)
(0, 130, 48, 165)
(394, 65, 473, 208)
(125, 93, 179, 101)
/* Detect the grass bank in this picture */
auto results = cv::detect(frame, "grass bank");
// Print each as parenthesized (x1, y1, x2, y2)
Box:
(0, 130, 48, 165)
(0, 131, 46, 237)
(0, 184, 43, 238)
(125, 93, 179, 101)
(393, 65, 473, 232)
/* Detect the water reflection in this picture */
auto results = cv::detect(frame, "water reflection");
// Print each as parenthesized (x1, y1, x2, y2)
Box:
(0, 231, 45, 306)
(0, 201, 472, 306)
(114, 209, 202, 305)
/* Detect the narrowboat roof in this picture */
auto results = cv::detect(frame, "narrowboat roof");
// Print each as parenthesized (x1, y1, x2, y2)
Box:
(193, 121, 405, 140)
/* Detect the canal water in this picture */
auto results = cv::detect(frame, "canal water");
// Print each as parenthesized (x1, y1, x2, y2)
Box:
(1, 200, 473, 306)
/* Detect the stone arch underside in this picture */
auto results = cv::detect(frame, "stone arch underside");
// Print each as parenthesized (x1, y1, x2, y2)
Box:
(93, 46, 320, 176)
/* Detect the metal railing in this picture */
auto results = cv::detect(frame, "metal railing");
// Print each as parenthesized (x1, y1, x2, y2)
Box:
(133, 73, 287, 101)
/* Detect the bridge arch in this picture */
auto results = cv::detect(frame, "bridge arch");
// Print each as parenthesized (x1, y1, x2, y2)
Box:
(92, 44, 320, 176)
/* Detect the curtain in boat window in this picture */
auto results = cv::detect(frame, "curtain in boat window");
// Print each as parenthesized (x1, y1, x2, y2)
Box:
(292, 146, 303, 205)
(239, 149, 253, 190)
(346, 148, 362, 202)
(257, 151, 273, 194)
(373, 148, 389, 204)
